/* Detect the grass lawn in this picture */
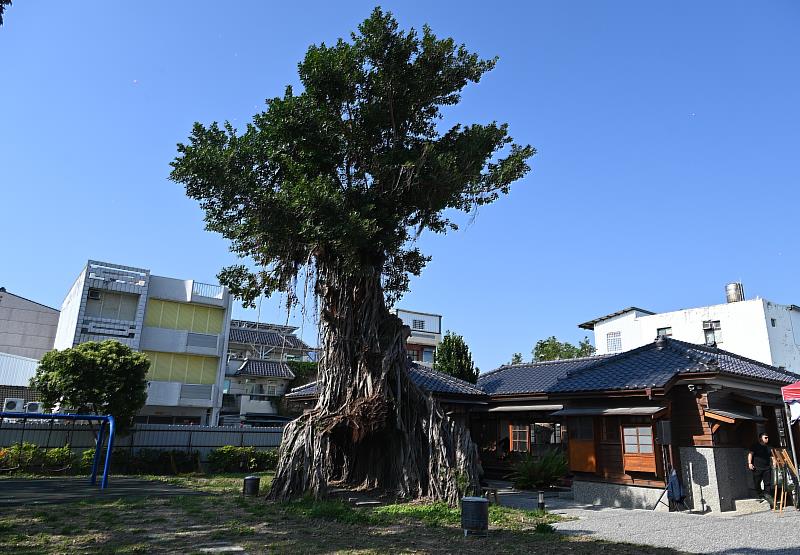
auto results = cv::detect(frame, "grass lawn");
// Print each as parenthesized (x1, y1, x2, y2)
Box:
(0, 473, 678, 554)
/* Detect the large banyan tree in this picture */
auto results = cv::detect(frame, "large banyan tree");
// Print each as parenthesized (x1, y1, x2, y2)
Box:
(170, 8, 534, 504)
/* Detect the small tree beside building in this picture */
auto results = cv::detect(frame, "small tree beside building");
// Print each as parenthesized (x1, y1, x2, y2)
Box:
(31, 340, 149, 434)
(434, 331, 479, 384)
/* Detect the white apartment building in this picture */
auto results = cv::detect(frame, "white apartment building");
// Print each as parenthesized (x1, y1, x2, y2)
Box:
(54, 260, 232, 425)
(394, 308, 442, 366)
(579, 283, 800, 373)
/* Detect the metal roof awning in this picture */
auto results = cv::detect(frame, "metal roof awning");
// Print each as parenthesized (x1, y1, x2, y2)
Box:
(486, 404, 563, 413)
(550, 406, 666, 416)
(729, 391, 784, 406)
(704, 409, 767, 424)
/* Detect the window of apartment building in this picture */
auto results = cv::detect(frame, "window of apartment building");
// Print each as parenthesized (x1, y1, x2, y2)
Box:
(510, 424, 529, 452)
(144, 299, 224, 335)
(85, 289, 139, 321)
(656, 327, 672, 338)
(412, 319, 425, 330)
(266, 384, 278, 396)
(703, 320, 722, 346)
(422, 347, 435, 364)
(622, 425, 654, 454)
(771, 318, 777, 328)
(606, 331, 622, 353)
(408, 349, 421, 361)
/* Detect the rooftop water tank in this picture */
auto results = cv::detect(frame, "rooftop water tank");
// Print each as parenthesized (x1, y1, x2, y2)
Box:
(725, 282, 745, 303)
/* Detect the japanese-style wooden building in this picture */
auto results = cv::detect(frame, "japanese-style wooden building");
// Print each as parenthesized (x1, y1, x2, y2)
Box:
(285, 362, 488, 426)
(282, 337, 798, 512)
(474, 336, 799, 511)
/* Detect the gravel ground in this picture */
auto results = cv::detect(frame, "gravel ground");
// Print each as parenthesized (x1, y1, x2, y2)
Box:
(498, 487, 800, 554)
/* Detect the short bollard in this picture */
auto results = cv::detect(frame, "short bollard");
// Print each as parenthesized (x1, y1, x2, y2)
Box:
(538, 490, 545, 511)
(461, 496, 489, 537)
(243, 475, 261, 496)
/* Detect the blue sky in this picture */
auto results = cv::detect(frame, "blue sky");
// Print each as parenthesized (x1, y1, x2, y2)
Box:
(2, 1, 799, 372)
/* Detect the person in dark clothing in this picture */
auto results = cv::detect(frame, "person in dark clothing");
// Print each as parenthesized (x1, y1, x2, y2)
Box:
(748, 432, 775, 500)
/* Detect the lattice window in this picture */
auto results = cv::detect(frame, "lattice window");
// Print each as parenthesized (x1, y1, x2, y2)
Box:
(606, 331, 622, 352)
(510, 424, 529, 452)
(622, 426, 654, 454)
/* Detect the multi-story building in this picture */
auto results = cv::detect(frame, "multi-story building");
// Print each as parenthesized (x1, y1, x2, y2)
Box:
(54, 260, 232, 425)
(579, 283, 800, 372)
(220, 320, 313, 426)
(0, 287, 59, 360)
(394, 309, 442, 366)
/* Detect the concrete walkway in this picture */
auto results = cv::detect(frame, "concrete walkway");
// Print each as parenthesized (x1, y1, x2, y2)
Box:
(497, 486, 800, 554)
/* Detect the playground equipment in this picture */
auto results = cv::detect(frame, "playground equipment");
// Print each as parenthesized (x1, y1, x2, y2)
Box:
(0, 412, 115, 489)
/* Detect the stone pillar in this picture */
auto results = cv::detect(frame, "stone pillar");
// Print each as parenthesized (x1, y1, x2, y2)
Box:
(680, 446, 749, 512)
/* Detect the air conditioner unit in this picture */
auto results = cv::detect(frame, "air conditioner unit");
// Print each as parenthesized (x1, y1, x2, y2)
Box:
(3, 398, 24, 412)
(24, 402, 42, 413)
(88, 289, 102, 300)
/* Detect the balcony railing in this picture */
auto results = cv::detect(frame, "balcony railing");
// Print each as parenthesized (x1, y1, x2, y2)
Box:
(87, 261, 148, 287)
(192, 281, 223, 299)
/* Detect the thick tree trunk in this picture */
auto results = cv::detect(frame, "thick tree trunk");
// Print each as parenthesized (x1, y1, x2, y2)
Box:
(268, 261, 480, 505)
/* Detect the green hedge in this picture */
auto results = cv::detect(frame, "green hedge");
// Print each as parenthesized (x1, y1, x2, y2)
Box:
(0, 442, 277, 475)
(207, 446, 278, 473)
(0, 442, 76, 472)
(79, 448, 200, 475)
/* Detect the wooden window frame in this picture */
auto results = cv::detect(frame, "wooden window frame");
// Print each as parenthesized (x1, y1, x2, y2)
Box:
(622, 424, 657, 473)
(509, 423, 530, 453)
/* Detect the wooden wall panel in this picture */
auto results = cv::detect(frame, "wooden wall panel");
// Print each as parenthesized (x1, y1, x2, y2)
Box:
(668, 386, 713, 447)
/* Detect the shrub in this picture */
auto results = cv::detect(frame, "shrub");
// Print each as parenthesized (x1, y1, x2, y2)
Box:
(509, 449, 568, 490)
(43, 445, 76, 470)
(208, 446, 277, 473)
(79, 447, 199, 475)
(0, 442, 44, 470)
(253, 448, 279, 471)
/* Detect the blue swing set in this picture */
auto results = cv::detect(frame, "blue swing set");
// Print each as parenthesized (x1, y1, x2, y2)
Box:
(0, 412, 115, 489)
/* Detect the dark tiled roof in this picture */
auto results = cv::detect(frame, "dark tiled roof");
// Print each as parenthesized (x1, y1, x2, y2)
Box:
(547, 338, 799, 393)
(234, 359, 295, 379)
(409, 364, 486, 397)
(577, 306, 654, 330)
(286, 364, 485, 399)
(228, 327, 312, 351)
(286, 381, 318, 398)
(677, 340, 800, 384)
(477, 355, 612, 395)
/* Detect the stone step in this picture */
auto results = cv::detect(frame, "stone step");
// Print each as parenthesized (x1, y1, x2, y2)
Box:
(733, 497, 771, 514)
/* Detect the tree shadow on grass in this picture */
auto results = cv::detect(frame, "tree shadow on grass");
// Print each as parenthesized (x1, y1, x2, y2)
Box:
(0, 487, 682, 555)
